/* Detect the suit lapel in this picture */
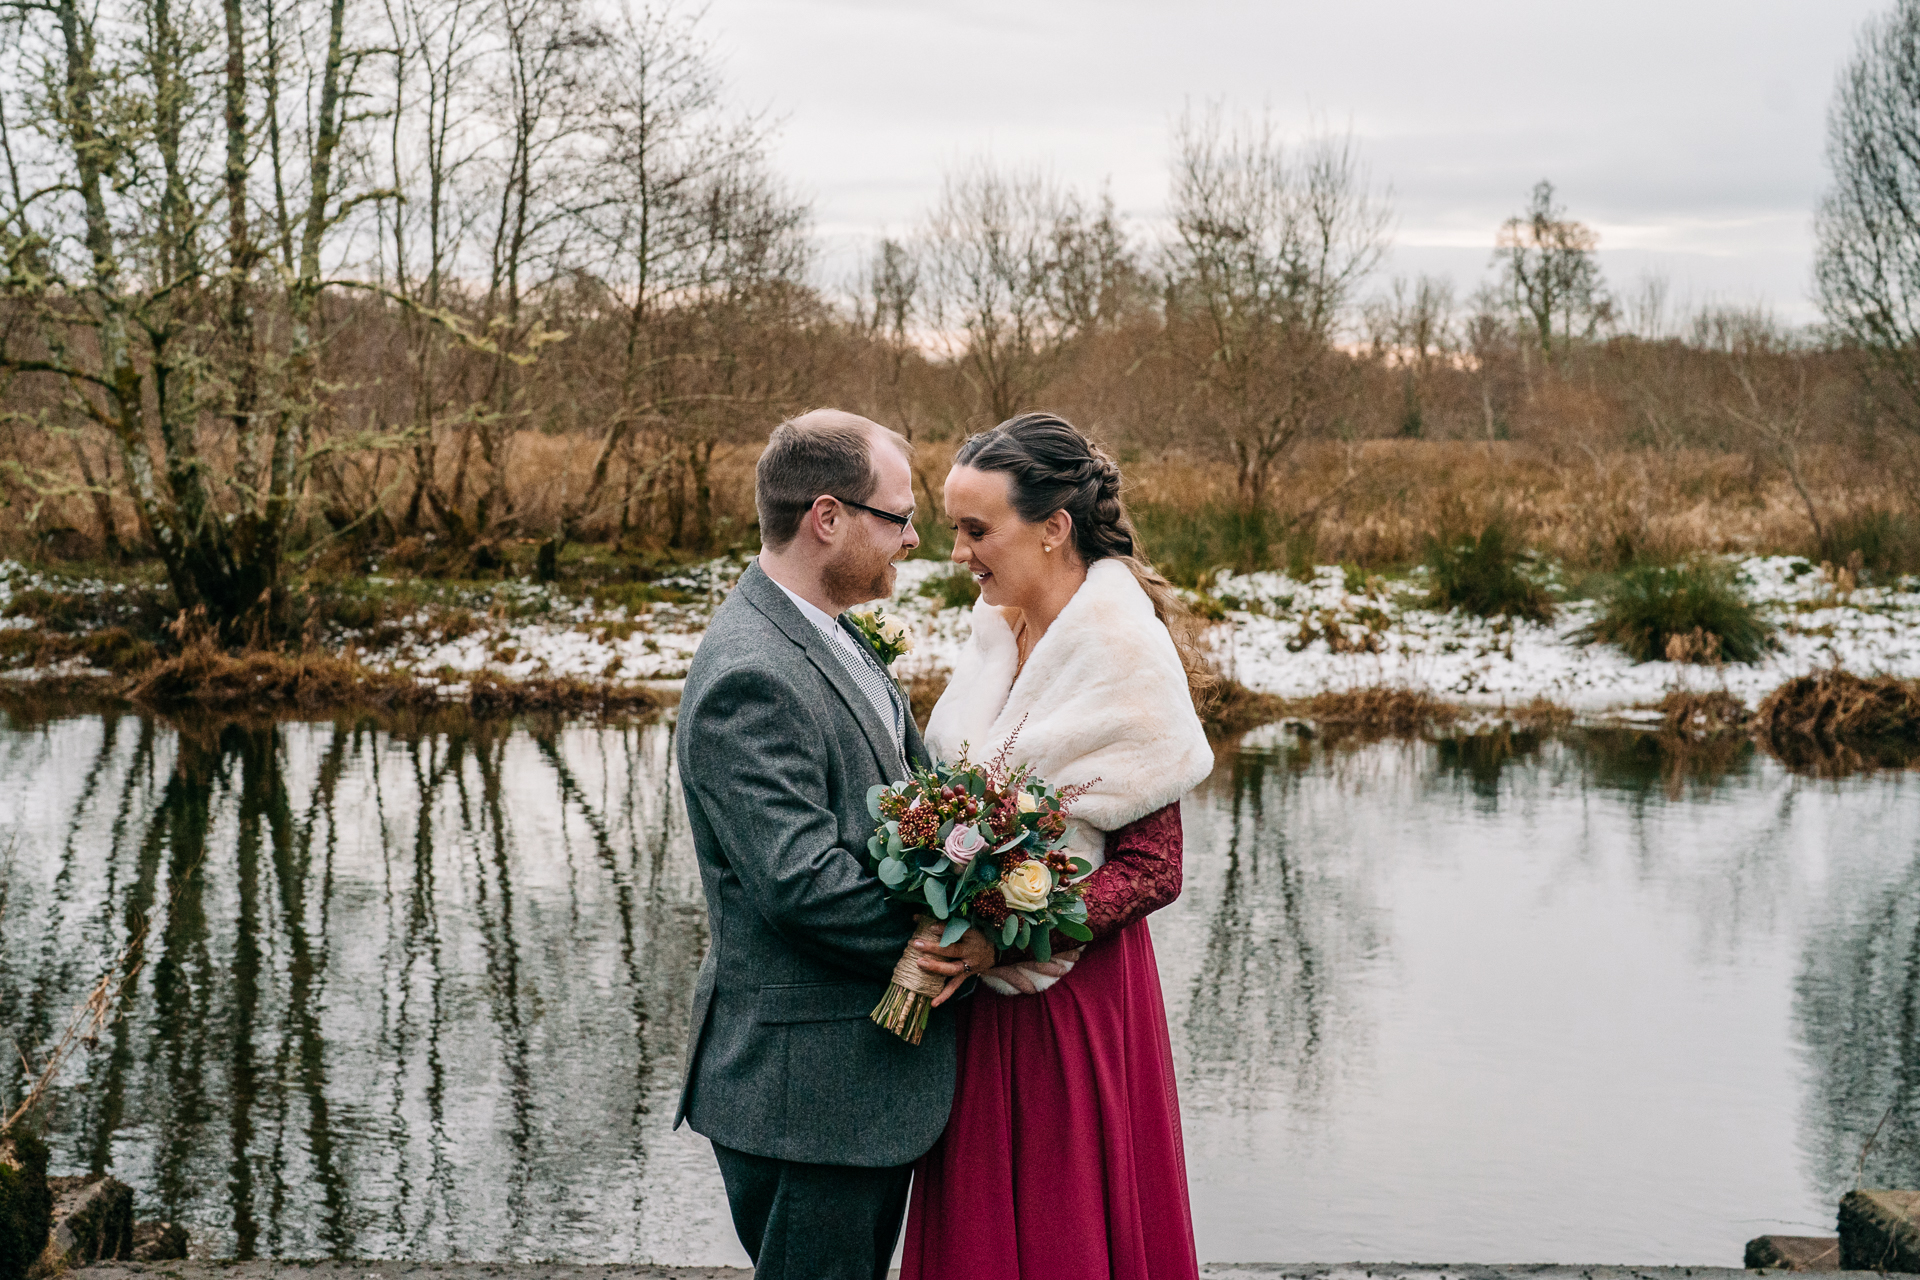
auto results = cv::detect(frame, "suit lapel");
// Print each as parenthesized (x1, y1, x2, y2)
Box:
(737, 561, 905, 781)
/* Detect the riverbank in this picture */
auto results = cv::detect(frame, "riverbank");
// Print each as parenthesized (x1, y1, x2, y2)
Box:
(71, 1263, 1869, 1280)
(3, 554, 1918, 729)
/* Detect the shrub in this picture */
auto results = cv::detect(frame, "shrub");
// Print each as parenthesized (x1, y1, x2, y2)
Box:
(1421, 511, 1556, 622)
(1578, 561, 1773, 663)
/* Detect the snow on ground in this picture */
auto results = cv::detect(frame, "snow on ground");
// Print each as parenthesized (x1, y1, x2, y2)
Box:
(4, 554, 1918, 712)
(1207, 555, 1920, 712)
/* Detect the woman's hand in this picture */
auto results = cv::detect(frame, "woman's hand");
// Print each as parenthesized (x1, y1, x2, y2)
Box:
(913, 926, 998, 1007)
(979, 948, 1082, 996)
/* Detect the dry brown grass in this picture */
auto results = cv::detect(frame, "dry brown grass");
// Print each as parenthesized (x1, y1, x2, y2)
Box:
(1203, 677, 1290, 738)
(6, 414, 1912, 576)
(1656, 689, 1753, 737)
(1755, 668, 1920, 738)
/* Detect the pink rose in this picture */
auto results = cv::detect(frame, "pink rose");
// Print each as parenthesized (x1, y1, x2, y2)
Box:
(944, 823, 988, 867)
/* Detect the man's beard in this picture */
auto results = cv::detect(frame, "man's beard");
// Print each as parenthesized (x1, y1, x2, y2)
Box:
(823, 540, 895, 608)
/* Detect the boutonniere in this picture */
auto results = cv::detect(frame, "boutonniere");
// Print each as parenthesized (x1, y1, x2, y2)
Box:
(849, 608, 915, 667)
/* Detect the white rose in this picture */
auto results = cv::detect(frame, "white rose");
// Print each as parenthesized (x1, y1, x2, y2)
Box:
(999, 860, 1054, 912)
(1015, 791, 1038, 813)
(880, 614, 914, 653)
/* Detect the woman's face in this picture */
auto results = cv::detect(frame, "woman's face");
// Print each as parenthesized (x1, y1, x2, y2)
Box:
(944, 465, 1055, 609)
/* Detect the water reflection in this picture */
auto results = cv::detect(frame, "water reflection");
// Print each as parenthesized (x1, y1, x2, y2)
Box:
(1179, 739, 1384, 1110)
(0, 709, 1917, 1265)
(0, 710, 723, 1263)
(1797, 845, 1920, 1194)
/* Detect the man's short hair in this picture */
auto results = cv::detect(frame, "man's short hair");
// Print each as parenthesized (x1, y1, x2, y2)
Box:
(756, 410, 909, 549)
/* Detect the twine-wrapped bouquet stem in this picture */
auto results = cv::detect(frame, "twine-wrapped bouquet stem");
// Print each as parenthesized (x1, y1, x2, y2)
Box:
(871, 916, 948, 1045)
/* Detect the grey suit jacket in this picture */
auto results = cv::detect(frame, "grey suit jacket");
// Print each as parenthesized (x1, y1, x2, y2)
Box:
(674, 560, 953, 1167)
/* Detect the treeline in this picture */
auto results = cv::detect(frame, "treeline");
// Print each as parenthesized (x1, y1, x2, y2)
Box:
(4, 0, 1920, 630)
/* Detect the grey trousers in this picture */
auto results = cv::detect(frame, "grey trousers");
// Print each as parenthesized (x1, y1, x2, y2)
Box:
(711, 1142, 913, 1280)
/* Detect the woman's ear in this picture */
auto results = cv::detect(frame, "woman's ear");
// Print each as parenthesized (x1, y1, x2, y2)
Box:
(1044, 510, 1074, 554)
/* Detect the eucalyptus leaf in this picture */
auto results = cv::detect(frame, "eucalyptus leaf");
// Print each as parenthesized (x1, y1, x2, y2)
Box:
(1016, 917, 1031, 950)
(941, 916, 970, 947)
(1056, 918, 1092, 942)
(967, 774, 986, 797)
(926, 877, 950, 919)
(878, 858, 908, 887)
(1000, 915, 1018, 947)
(886, 827, 904, 859)
(1032, 928, 1052, 963)
(866, 784, 887, 821)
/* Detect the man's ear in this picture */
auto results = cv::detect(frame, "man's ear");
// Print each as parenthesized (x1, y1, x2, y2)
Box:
(804, 495, 842, 544)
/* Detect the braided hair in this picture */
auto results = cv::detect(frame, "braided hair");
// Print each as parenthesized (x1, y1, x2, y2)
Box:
(954, 412, 1216, 710)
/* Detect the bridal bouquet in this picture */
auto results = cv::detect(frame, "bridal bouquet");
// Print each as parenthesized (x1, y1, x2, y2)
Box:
(865, 726, 1096, 1044)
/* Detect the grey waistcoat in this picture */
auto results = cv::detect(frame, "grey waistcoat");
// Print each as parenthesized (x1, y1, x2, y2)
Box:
(673, 560, 953, 1167)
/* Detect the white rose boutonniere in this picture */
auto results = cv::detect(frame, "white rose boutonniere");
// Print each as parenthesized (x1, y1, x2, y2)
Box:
(849, 608, 915, 667)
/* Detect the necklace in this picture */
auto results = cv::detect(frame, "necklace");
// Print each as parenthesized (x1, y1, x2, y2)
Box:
(1012, 612, 1036, 677)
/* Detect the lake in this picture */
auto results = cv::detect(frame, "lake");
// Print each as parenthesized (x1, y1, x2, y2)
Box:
(0, 706, 1913, 1265)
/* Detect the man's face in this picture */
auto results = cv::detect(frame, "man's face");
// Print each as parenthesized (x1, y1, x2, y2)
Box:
(822, 433, 919, 608)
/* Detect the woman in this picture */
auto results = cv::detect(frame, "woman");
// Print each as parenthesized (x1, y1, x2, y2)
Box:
(900, 412, 1216, 1280)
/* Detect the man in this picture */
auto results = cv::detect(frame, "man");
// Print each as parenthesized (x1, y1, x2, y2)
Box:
(675, 409, 996, 1280)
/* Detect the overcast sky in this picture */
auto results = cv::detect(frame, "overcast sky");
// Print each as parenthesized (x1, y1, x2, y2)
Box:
(697, 0, 1888, 325)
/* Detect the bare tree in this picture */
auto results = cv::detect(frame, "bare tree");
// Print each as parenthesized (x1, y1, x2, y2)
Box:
(0, 0, 404, 634)
(1699, 307, 1828, 548)
(852, 236, 922, 436)
(1162, 106, 1389, 504)
(536, 4, 812, 565)
(921, 162, 1127, 422)
(1495, 180, 1607, 359)
(1364, 274, 1454, 437)
(1816, 0, 1920, 452)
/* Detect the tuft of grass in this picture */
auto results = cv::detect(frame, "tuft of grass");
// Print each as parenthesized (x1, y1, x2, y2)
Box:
(1420, 510, 1556, 623)
(1577, 561, 1773, 663)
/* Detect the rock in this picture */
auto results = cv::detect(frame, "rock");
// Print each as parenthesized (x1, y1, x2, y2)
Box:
(130, 1221, 187, 1262)
(1746, 1235, 1842, 1270)
(1840, 1188, 1920, 1272)
(30, 1175, 132, 1276)
(0, 1130, 51, 1280)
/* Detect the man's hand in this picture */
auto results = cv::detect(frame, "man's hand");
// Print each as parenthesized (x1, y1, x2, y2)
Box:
(913, 925, 998, 1008)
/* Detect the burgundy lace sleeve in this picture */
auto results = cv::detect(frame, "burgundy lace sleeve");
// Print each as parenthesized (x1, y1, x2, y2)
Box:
(1077, 801, 1185, 944)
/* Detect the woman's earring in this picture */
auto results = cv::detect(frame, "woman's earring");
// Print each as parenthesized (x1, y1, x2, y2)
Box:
(1043, 544, 1052, 553)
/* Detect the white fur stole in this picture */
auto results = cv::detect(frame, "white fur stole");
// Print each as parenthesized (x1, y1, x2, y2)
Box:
(924, 558, 1214, 870)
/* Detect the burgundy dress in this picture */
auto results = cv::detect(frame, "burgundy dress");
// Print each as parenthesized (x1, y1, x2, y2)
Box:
(900, 802, 1200, 1280)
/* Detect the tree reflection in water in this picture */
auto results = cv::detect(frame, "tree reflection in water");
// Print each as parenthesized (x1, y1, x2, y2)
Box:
(0, 709, 713, 1262)
(1798, 847, 1920, 1194)
(1175, 735, 1385, 1114)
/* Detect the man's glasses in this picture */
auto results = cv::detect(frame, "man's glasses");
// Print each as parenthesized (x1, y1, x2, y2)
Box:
(833, 496, 916, 528)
